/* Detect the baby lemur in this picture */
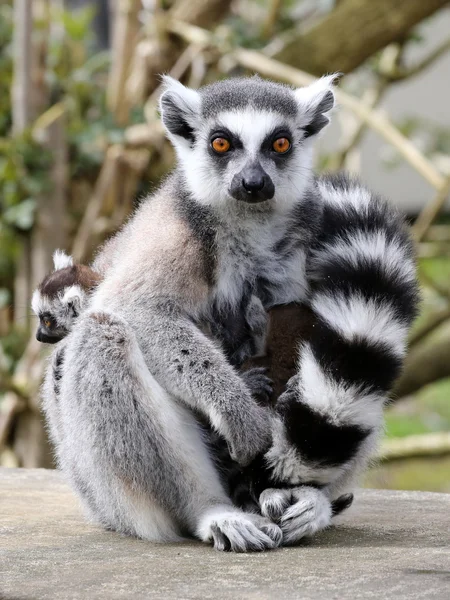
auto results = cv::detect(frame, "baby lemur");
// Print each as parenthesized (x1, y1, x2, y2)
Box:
(38, 75, 418, 551)
(32, 251, 100, 345)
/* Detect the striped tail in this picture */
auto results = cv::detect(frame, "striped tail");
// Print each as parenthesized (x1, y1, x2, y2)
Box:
(267, 173, 419, 487)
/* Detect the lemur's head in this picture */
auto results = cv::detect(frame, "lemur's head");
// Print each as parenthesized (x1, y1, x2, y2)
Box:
(160, 75, 336, 210)
(31, 250, 100, 344)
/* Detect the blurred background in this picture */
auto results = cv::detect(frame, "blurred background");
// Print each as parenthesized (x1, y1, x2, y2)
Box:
(0, 0, 449, 492)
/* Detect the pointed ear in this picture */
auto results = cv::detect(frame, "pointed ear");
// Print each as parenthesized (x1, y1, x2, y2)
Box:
(61, 285, 86, 316)
(295, 74, 338, 138)
(53, 250, 74, 271)
(159, 76, 201, 146)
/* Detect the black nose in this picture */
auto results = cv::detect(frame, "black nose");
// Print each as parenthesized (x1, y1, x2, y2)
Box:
(229, 163, 275, 203)
(242, 176, 265, 193)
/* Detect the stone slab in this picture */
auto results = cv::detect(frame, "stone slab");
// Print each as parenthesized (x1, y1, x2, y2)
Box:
(0, 468, 449, 600)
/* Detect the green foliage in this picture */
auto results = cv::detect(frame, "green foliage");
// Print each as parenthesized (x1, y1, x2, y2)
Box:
(0, 5, 150, 374)
(366, 455, 450, 493)
(0, 133, 53, 229)
(385, 377, 450, 438)
(420, 256, 450, 290)
(0, 4, 13, 135)
(0, 326, 29, 373)
(61, 5, 97, 42)
(0, 6, 52, 284)
(0, 5, 125, 381)
(0, 6, 114, 279)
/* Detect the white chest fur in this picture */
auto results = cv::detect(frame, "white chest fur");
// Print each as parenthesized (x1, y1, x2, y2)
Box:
(211, 211, 309, 311)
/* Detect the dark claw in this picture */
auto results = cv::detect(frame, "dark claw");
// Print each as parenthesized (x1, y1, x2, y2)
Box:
(331, 493, 354, 517)
(240, 367, 273, 404)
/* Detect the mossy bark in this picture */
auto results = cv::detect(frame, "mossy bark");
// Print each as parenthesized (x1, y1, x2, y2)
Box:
(277, 0, 449, 76)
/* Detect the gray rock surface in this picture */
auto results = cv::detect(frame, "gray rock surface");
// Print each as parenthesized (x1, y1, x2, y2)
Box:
(0, 468, 449, 600)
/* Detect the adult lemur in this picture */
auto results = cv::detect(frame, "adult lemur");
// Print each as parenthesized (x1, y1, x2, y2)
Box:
(41, 75, 418, 551)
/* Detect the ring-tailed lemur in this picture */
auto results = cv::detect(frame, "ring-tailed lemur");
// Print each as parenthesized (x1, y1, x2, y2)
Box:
(41, 75, 418, 551)
(31, 251, 101, 344)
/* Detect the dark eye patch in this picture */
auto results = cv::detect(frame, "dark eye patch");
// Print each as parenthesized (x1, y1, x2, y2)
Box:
(40, 313, 56, 329)
(261, 127, 294, 169)
(208, 127, 243, 156)
(261, 127, 293, 152)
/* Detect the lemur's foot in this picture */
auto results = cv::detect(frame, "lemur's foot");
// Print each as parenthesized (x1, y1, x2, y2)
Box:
(197, 506, 282, 552)
(331, 493, 354, 516)
(259, 486, 332, 545)
(240, 367, 273, 405)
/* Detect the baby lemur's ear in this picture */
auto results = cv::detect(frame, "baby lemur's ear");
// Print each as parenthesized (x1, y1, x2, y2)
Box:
(61, 284, 86, 316)
(294, 74, 339, 138)
(159, 76, 201, 146)
(53, 249, 74, 271)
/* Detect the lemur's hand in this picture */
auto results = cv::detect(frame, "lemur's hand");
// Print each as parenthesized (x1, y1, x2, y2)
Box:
(240, 367, 273, 405)
(226, 400, 273, 467)
(275, 373, 300, 412)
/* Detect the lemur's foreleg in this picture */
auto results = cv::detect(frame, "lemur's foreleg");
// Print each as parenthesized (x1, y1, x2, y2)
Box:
(262, 177, 419, 542)
(55, 310, 281, 551)
(110, 298, 272, 467)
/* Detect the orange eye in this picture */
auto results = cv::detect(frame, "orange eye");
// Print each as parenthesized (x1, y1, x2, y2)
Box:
(273, 138, 291, 153)
(212, 137, 231, 153)
(44, 319, 52, 328)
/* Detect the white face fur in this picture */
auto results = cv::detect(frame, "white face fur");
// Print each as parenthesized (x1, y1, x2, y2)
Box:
(159, 75, 337, 213)
(31, 251, 88, 344)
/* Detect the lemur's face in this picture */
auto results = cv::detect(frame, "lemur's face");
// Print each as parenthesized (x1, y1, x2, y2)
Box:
(32, 296, 70, 344)
(32, 283, 85, 344)
(31, 251, 93, 344)
(160, 76, 336, 211)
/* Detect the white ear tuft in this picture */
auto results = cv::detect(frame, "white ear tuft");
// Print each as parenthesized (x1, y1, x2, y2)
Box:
(53, 250, 74, 271)
(160, 75, 200, 106)
(294, 74, 339, 137)
(159, 76, 201, 145)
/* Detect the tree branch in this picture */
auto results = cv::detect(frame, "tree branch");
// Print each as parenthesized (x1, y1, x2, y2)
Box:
(412, 176, 450, 243)
(378, 37, 450, 82)
(394, 319, 450, 398)
(107, 0, 141, 125)
(409, 307, 450, 347)
(379, 432, 450, 461)
(261, 0, 283, 39)
(170, 0, 232, 29)
(12, 0, 34, 133)
(275, 0, 450, 77)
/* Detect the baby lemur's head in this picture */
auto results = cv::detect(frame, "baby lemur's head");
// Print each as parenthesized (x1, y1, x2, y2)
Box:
(159, 75, 336, 210)
(32, 250, 100, 344)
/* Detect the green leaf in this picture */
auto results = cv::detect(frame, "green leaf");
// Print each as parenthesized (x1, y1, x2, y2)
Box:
(3, 198, 36, 230)
(61, 6, 96, 41)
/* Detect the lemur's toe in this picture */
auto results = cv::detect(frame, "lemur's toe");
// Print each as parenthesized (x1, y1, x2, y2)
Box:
(240, 367, 273, 404)
(331, 493, 354, 516)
